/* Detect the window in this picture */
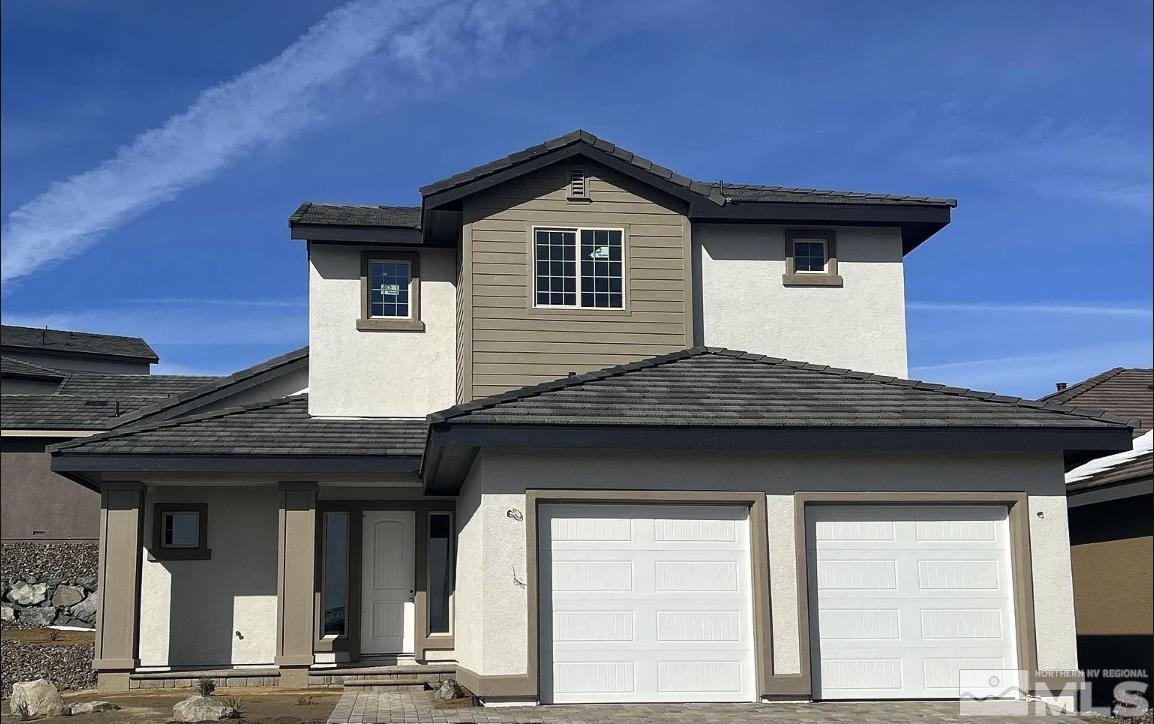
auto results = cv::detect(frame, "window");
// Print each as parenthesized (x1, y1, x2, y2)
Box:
(427, 513, 453, 635)
(150, 503, 209, 560)
(358, 251, 424, 331)
(534, 227, 624, 309)
(322, 512, 349, 637)
(784, 230, 843, 287)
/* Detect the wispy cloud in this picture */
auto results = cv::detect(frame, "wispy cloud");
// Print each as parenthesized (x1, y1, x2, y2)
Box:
(908, 301, 1153, 316)
(0, 0, 558, 289)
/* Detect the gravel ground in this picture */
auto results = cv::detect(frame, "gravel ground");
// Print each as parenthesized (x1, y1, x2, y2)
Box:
(0, 542, 98, 582)
(0, 638, 95, 697)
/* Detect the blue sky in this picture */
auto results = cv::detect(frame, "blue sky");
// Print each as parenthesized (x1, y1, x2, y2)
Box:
(2, 0, 1150, 398)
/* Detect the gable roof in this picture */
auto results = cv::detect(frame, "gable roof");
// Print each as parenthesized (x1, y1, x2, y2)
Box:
(289, 203, 421, 229)
(1040, 367, 1152, 435)
(1, 374, 216, 431)
(429, 347, 1130, 429)
(1, 324, 158, 362)
(1, 356, 66, 381)
(1067, 431, 1153, 494)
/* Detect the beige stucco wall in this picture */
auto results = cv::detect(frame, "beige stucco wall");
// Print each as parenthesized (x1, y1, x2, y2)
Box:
(192, 367, 309, 415)
(308, 244, 456, 417)
(455, 447, 1077, 680)
(139, 486, 279, 668)
(695, 224, 908, 377)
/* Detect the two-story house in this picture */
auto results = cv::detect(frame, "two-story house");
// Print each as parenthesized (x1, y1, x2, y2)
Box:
(50, 131, 1132, 707)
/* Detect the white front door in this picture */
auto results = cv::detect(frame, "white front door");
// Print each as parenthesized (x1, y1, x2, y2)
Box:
(807, 505, 1020, 700)
(539, 504, 757, 704)
(360, 511, 415, 655)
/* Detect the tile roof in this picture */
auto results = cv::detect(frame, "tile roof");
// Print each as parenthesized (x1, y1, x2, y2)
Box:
(419, 129, 958, 208)
(1, 356, 65, 380)
(289, 203, 421, 229)
(1, 325, 158, 362)
(56, 372, 217, 399)
(430, 347, 1131, 429)
(1067, 431, 1153, 493)
(1040, 368, 1153, 435)
(52, 395, 426, 457)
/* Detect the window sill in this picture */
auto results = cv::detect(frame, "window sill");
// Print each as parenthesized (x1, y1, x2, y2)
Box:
(565, 196, 592, 204)
(356, 318, 426, 332)
(782, 273, 844, 288)
(148, 547, 211, 562)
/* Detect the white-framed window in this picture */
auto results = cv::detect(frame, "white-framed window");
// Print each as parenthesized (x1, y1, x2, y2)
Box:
(367, 259, 413, 318)
(792, 239, 828, 273)
(534, 227, 624, 309)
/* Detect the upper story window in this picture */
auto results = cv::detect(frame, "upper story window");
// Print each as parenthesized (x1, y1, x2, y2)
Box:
(783, 230, 843, 287)
(534, 227, 624, 309)
(358, 251, 425, 331)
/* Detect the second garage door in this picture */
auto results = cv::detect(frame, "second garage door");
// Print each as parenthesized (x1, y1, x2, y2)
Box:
(539, 504, 757, 704)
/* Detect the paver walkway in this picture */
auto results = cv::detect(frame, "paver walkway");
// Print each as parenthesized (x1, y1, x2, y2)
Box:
(327, 687, 1091, 723)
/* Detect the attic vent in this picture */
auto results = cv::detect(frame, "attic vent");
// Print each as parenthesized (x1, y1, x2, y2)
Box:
(568, 168, 588, 201)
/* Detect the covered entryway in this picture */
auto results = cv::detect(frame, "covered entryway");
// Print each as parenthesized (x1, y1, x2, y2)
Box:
(538, 504, 757, 704)
(806, 505, 1020, 700)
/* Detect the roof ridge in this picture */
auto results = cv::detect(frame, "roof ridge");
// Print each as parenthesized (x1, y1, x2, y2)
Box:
(1039, 367, 1126, 404)
(706, 181, 958, 207)
(0, 355, 65, 375)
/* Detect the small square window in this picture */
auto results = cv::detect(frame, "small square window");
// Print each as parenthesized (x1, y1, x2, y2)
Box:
(784, 230, 842, 287)
(793, 240, 827, 272)
(151, 503, 210, 560)
(358, 252, 425, 331)
(162, 512, 200, 547)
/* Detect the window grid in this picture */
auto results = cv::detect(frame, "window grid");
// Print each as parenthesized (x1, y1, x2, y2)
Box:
(793, 240, 827, 273)
(368, 260, 411, 318)
(535, 227, 623, 309)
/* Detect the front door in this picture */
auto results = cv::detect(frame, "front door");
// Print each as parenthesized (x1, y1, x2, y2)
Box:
(360, 510, 415, 655)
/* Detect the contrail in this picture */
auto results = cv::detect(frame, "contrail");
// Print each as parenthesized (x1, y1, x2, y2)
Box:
(1, 0, 553, 288)
(907, 301, 1152, 316)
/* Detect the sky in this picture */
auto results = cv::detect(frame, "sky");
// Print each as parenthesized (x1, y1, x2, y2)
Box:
(1, 0, 1151, 398)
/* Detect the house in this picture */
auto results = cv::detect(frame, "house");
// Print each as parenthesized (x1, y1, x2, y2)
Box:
(1041, 368, 1153, 707)
(48, 131, 1132, 706)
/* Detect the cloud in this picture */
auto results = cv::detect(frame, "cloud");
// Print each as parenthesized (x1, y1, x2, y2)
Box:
(908, 301, 1152, 317)
(0, 0, 558, 289)
(118, 297, 307, 308)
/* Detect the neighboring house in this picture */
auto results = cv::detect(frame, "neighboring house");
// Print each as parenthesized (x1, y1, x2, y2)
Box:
(1042, 368, 1153, 707)
(48, 131, 1132, 707)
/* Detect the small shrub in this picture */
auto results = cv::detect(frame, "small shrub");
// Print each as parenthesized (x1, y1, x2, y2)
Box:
(14, 703, 31, 721)
(223, 696, 244, 714)
(296, 695, 316, 705)
(196, 677, 216, 697)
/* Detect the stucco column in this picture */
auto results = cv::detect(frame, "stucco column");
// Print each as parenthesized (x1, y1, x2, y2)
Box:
(274, 481, 317, 687)
(93, 481, 145, 692)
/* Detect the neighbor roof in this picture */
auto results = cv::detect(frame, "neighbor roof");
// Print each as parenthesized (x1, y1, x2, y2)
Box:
(51, 395, 426, 457)
(1067, 431, 1153, 494)
(430, 347, 1131, 430)
(289, 203, 421, 229)
(1041, 368, 1153, 435)
(1, 325, 159, 362)
(1, 356, 66, 381)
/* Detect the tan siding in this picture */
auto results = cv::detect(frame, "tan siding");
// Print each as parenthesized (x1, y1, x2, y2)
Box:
(455, 225, 472, 402)
(461, 161, 691, 397)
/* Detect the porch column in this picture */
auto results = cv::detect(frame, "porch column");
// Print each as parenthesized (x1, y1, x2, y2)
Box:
(275, 481, 317, 687)
(93, 481, 145, 692)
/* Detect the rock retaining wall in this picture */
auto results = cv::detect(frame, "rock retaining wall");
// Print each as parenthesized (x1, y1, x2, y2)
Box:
(1, 542, 99, 629)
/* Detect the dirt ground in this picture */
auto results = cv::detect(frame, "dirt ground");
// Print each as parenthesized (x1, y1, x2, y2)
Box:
(0, 629, 94, 645)
(0, 687, 340, 723)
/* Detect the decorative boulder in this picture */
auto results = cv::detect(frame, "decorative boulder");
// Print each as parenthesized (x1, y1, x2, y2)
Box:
(1, 603, 15, 622)
(74, 575, 98, 591)
(9, 678, 69, 718)
(173, 695, 239, 722)
(18, 606, 56, 627)
(434, 679, 468, 700)
(69, 701, 121, 715)
(51, 584, 86, 608)
(70, 595, 97, 624)
(8, 581, 48, 606)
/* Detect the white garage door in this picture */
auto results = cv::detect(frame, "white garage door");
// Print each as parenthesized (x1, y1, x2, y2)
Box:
(807, 505, 1021, 700)
(539, 504, 757, 704)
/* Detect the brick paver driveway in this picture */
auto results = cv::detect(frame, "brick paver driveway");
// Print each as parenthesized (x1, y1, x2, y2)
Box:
(328, 688, 1090, 723)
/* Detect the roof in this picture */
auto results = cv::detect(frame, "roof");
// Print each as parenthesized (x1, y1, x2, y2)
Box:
(1067, 431, 1153, 494)
(1, 356, 65, 380)
(56, 372, 216, 399)
(429, 347, 1131, 429)
(1041, 368, 1152, 435)
(51, 395, 426, 457)
(420, 129, 958, 208)
(289, 203, 421, 229)
(0, 325, 159, 362)
(108, 346, 308, 429)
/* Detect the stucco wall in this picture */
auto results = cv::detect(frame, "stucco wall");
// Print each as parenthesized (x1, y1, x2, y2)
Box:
(695, 224, 908, 377)
(1, 440, 99, 541)
(139, 486, 278, 668)
(308, 244, 456, 417)
(462, 447, 1076, 679)
(191, 367, 309, 416)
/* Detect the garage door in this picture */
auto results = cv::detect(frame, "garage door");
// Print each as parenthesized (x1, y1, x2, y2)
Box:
(539, 504, 757, 704)
(807, 505, 1021, 700)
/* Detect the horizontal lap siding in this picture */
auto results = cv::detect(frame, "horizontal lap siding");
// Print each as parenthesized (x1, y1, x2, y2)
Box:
(462, 162, 690, 398)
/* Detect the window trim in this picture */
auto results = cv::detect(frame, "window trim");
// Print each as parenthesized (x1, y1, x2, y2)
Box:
(530, 225, 627, 311)
(783, 229, 843, 287)
(425, 511, 455, 638)
(150, 503, 210, 561)
(358, 251, 425, 331)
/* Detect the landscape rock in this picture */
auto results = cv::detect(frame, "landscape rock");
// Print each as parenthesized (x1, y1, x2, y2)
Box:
(173, 695, 240, 722)
(69, 596, 97, 624)
(1, 604, 14, 623)
(69, 700, 121, 715)
(434, 678, 468, 700)
(56, 617, 92, 629)
(74, 575, 98, 591)
(7, 581, 48, 606)
(51, 585, 85, 608)
(9, 678, 68, 717)
(18, 607, 56, 627)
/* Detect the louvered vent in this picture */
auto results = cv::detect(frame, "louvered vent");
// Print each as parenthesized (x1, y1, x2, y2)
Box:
(568, 168, 588, 200)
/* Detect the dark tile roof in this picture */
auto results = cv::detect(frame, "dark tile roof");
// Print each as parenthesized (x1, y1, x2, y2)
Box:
(430, 347, 1130, 429)
(1067, 452, 1152, 493)
(289, 203, 421, 229)
(52, 395, 426, 457)
(1040, 368, 1153, 435)
(109, 346, 307, 428)
(56, 373, 217, 399)
(1, 325, 159, 362)
(419, 129, 957, 208)
(1, 356, 65, 380)
(1, 395, 158, 430)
